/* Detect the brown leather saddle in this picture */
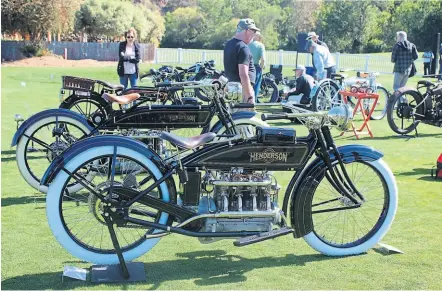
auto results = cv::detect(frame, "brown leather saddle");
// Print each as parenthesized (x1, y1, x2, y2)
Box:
(102, 93, 141, 105)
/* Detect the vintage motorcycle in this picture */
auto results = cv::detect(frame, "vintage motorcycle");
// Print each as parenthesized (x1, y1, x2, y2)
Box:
(59, 61, 221, 121)
(387, 74, 442, 135)
(39, 85, 398, 269)
(11, 81, 268, 193)
(311, 72, 390, 120)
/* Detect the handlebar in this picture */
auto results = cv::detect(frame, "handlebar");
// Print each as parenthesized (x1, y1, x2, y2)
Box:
(261, 112, 327, 121)
(230, 103, 255, 109)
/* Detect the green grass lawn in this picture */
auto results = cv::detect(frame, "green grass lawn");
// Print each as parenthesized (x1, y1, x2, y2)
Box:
(1, 64, 442, 290)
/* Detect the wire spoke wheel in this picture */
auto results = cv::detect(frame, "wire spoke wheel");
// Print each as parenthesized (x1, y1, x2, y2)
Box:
(312, 80, 341, 111)
(258, 78, 278, 103)
(369, 86, 390, 120)
(309, 161, 389, 248)
(23, 121, 88, 185)
(59, 154, 164, 254)
(387, 91, 422, 134)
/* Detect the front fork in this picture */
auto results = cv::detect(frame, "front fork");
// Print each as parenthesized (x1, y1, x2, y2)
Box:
(317, 127, 366, 205)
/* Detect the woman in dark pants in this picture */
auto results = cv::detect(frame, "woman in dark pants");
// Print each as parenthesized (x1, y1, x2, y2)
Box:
(117, 27, 140, 89)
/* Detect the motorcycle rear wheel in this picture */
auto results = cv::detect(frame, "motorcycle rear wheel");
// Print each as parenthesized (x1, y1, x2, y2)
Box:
(46, 144, 173, 264)
(386, 90, 423, 135)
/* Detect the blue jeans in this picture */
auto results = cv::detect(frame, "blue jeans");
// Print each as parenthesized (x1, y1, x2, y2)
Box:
(439, 59, 442, 80)
(119, 74, 138, 89)
(254, 65, 263, 102)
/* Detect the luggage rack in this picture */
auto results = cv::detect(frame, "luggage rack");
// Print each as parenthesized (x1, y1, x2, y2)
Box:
(62, 76, 96, 93)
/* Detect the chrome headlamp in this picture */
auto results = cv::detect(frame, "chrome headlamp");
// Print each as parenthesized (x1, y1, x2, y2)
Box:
(327, 104, 353, 131)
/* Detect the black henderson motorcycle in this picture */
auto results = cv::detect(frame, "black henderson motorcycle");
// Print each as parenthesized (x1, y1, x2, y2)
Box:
(11, 80, 268, 193)
(39, 85, 398, 271)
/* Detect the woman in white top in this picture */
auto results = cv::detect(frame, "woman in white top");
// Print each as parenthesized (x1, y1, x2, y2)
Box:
(117, 27, 141, 89)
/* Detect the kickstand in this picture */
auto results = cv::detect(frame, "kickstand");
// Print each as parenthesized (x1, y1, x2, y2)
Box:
(412, 114, 419, 137)
(104, 216, 130, 280)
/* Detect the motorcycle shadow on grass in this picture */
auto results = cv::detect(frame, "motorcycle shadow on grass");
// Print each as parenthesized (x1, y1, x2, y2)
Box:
(148, 250, 340, 288)
(1, 250, 343, 289)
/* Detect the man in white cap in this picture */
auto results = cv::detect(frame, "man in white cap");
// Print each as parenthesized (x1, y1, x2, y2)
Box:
(284, 64, 315, 105)
(306, 39, 336, 80)
(306, 32, 328, 48)
(306, 32, 327, 74)
(223, 18, 260, 104)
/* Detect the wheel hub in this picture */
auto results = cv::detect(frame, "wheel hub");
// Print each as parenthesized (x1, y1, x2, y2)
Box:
(396, 103, 413, 119)
(338, 196, 355, 207)
(91, 112, 105, 125)
(46, 140, 69, 162)
(88, 181, 125, 225)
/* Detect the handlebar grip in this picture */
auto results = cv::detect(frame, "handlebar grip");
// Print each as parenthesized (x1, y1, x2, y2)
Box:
(231, 103, 255, 109)
(261, 113, 288, 121)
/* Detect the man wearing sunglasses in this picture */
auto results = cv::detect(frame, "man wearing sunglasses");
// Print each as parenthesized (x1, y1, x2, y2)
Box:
(223, 18, 260, 104)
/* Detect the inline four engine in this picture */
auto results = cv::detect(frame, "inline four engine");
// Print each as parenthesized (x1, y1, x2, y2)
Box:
(197, 169, 282, 243)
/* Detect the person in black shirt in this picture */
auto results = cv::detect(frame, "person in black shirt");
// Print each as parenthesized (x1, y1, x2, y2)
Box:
(223, 18, 260, 104)
(284, 65, 315, 104)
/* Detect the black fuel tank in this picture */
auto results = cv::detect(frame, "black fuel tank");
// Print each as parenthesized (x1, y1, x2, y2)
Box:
(256, 127, 296, 144)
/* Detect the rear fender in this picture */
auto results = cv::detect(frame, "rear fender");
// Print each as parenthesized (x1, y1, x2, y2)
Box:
(11, 109, 93, 146)
(41, 135, 166, 185)
(209, 111, 269, 134)
(282, 144, 384, 238)
(41, 135, 176, 203)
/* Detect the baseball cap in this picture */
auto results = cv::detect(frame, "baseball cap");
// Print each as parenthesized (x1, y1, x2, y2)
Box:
(237, 18, 261, 32)
(293, 65, 306, 71)
(306, 32, 318, 40)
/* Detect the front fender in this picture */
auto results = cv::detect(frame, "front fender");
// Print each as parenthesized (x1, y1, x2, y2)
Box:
(282, 144, 384, 238)
(11, 109, 93, 146)
(209, 111, 269, 134)
(41, 135, 167, 186)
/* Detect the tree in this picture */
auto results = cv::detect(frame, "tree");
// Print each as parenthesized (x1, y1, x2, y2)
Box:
(161, 0, 197, 13)
(161, 7, 207, 48)
(314, 0, 380, 53)
(250, 6, 283, 49)
(75, 0, 165, 43)
(1, 0, 57, 40)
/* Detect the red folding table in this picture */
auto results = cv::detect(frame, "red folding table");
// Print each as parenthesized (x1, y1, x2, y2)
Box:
(338, 90, 379, 139)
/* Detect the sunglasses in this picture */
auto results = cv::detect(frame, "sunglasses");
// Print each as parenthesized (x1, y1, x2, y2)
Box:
(126, 36, 134, 39)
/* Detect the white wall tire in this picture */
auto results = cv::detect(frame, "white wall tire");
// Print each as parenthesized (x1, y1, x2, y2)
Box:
(16, 116, 92, 193)
(303, 159, 398, 256)
(46, 145, 170, 265)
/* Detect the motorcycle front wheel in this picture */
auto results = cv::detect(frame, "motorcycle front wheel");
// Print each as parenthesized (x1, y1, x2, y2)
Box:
(301, 158, 398, 256)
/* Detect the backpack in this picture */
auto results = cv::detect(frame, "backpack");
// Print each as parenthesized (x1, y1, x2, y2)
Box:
(431, 153, 442, 180)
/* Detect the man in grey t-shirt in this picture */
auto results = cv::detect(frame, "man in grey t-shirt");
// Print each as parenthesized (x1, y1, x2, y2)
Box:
(223, 18, 260, 104)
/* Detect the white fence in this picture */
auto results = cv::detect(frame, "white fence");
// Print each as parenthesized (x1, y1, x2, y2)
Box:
(155, 48, 427, 75)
